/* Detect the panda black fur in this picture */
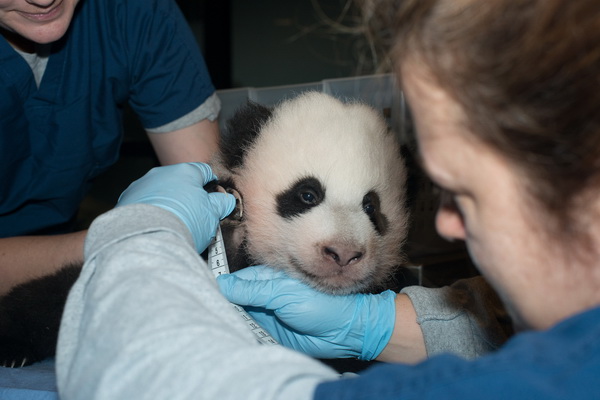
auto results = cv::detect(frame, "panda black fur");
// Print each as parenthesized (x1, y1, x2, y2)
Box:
(0, 91, 409, 367)
(213, 91, 409, 294)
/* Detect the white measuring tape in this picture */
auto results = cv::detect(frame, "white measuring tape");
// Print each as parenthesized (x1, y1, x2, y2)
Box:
(208, 226, 278, 346)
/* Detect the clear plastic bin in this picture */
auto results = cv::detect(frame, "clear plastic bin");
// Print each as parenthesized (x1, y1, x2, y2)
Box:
(217, 74, 404, 141)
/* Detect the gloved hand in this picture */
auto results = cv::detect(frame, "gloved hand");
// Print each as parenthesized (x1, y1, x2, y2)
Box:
(117, 162, 236, 252)
(217, 265, 397, 360)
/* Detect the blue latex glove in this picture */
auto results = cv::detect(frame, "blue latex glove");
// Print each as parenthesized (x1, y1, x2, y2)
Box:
(117, 163, 236, 252)
(217, 265, 397, 360)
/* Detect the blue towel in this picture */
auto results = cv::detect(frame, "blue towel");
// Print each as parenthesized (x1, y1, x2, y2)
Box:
(0, 359, 58, 400)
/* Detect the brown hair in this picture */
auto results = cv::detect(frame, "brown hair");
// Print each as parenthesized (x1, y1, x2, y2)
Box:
(361, 0, 600, 234)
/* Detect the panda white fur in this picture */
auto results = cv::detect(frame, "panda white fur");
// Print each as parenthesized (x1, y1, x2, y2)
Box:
(212, 91, 409, 294)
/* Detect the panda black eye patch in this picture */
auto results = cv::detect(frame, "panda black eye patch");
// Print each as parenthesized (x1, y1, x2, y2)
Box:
(363, 191, 388, 235)
(276, 177, 325, 219)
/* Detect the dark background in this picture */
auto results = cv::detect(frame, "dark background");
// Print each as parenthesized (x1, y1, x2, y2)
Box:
(177, 0, 376, 89)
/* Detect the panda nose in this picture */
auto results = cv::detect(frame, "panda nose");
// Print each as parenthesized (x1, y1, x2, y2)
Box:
(323, 245, 364, 267)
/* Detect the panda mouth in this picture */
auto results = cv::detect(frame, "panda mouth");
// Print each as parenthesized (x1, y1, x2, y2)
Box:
(289, 257, 371, 294)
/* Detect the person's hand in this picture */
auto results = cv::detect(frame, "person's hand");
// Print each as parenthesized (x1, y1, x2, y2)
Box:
(217, 265, 397, 360)
(117, 163, 236, 252)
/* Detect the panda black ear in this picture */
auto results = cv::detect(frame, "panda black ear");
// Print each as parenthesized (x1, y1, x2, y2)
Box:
(221, 101, 273, 170)
(203, 179, 219, 193)
(204, 178, 244, 221)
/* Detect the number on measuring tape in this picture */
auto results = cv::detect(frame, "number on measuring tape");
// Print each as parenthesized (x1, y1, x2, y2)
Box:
(208, 226, 278, 346)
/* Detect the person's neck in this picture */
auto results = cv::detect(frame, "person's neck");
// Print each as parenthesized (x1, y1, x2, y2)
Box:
(0, 28, 36, 53)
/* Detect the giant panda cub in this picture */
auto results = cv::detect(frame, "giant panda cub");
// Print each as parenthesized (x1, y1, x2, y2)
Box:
(213, 91, 409, 294)
(0, 91, 409, 368)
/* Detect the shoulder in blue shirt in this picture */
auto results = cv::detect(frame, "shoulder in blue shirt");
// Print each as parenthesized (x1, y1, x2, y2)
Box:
(315, 306, 600, 399)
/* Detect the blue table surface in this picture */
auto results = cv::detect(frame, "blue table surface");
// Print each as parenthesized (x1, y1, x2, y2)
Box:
(0, 359, 58, 400)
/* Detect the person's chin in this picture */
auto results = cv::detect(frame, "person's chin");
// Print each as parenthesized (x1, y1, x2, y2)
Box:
(15, 1, 75, 44)
(29, 23, 70, 44)
(7, 15, 71, 46)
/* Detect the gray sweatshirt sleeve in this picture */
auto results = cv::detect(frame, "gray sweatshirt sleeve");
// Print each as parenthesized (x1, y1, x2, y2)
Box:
(56, 205, 338, 400)
(401, 277, 513, 359)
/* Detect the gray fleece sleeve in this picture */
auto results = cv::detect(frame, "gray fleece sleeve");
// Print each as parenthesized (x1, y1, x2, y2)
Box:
(56, 205, 338, 400)
(401, 277, 513, 359)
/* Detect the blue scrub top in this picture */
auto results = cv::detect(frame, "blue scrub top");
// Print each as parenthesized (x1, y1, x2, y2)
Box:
(0, 0, 215, 237)
(316, 306, 600, 399)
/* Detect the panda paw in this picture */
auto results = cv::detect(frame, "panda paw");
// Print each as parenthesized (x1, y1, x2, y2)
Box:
(0, 344, 37, 368)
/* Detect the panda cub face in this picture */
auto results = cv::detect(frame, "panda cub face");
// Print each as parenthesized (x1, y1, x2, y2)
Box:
(213, 91, 408, 294)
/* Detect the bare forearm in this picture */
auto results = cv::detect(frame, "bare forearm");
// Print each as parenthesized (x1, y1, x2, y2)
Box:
(147, 119, 219, 165)
(0, 230, 86, 295)
(376, 293, 427, 364)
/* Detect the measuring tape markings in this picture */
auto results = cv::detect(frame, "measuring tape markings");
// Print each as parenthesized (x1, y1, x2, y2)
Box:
(208, 226, 278, 346)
